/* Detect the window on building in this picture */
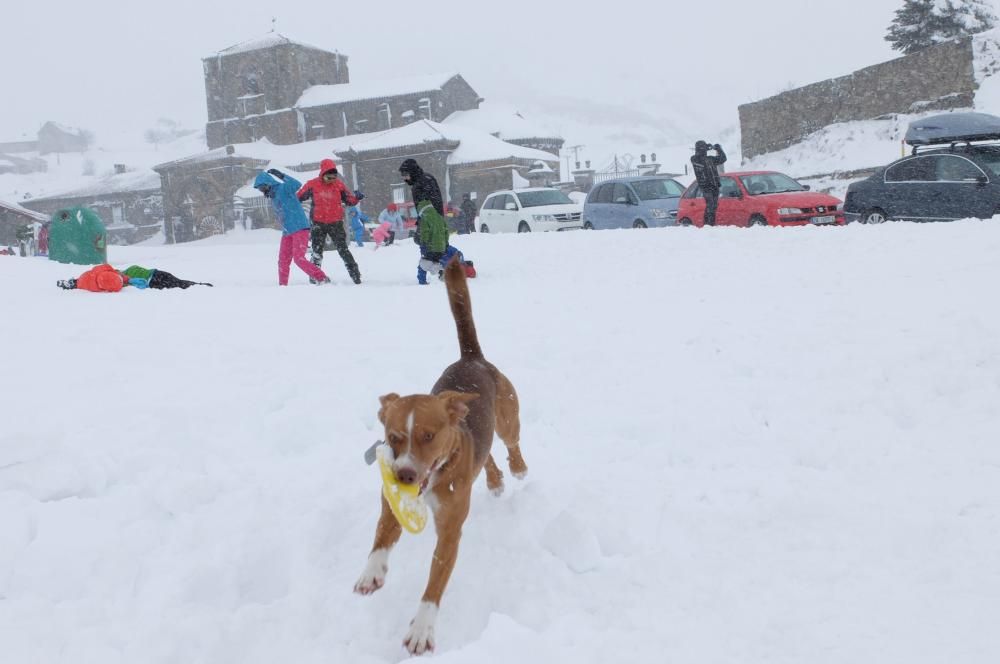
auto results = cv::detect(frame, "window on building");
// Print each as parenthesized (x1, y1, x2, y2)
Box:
(111, 205, 124, 226)
(354, 119, 369, 133)
(418, 98, 432, 121)
(377, 104, 392, 131)
(392, 184, 407, 204)
(243, 73, 260, 95)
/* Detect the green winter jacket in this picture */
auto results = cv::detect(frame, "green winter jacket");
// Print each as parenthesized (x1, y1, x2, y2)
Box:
(122, 265, 155, 280)
(416, 200, 448, 254)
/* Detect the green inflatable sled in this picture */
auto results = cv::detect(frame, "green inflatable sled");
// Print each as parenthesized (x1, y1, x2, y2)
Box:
(48, 207, 107, 265)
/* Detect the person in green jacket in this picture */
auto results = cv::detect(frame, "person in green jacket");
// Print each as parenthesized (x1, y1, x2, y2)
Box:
(120, 265, 213, 289)
(415, 200, 450, 284)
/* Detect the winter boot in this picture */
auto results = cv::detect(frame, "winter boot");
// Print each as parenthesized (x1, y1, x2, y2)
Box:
(57, 279, 77, 290)
(314, 276, 332, 286)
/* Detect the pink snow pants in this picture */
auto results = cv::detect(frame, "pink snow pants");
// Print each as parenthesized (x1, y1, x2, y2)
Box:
(278, 229, 327, 285)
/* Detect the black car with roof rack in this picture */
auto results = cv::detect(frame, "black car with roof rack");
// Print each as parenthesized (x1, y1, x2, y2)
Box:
(843, 112, 1000, 224)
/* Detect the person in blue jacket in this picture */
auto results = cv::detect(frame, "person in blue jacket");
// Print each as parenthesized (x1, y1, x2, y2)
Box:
(347, 205, 369, 248)
(254, 168, 331, 286)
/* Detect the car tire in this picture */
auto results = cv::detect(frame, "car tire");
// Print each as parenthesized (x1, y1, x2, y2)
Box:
(633, 220, 647, 229)
(480, 224, 490, 233)
(861, 209, 888, 224)
(679, 218, 693, 227)
(749, 214, 768, 227)
(583, 221, 594, 230)
(518, 222, 531, 233)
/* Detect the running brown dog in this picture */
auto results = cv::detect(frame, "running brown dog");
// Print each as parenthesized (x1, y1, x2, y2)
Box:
(353, 257, 528, 656)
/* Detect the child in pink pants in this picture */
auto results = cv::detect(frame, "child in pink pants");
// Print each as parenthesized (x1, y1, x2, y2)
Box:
(254, 169, 330, 285)
(278, 230, 327, 285)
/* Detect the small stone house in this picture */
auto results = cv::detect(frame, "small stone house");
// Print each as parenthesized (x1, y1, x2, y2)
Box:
(22, 168, 163, 245)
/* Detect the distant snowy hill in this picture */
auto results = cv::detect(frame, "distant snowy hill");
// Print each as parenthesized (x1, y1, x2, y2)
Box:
(0, 131, 205, 204)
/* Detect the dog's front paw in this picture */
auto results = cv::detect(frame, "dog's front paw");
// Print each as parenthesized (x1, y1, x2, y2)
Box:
(403, 602, 438, 655)
(354, 549, 389, 596)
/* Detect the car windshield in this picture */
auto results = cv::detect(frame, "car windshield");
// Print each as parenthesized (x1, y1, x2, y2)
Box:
(970, 147, 1000, 177)
(629, 179, 684, 200)
(739, 173, 807, 195)
(516, 190, 573, 207)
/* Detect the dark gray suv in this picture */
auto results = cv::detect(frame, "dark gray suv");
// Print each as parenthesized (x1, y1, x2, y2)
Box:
(844, 113, 1000, 224)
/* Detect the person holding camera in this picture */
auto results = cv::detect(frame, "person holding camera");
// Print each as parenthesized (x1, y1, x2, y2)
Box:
(691, 141, 727, 227)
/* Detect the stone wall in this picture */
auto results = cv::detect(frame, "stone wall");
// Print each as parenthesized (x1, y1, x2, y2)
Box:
(739, 38, 977, 160)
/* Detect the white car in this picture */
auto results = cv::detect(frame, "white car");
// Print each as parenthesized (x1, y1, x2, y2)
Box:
(478, 188, 583, 233)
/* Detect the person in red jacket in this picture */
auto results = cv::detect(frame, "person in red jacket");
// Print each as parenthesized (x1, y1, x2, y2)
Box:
(58, 264, 128, 292)
(297, 159, 364, 284)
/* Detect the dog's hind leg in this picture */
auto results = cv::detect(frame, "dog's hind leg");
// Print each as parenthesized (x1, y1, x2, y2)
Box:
(493, 370, 527, 480)
(485, 454, 504, 495)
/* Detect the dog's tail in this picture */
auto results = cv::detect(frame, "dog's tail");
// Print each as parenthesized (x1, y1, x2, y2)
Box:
(444, 256, 483, 360)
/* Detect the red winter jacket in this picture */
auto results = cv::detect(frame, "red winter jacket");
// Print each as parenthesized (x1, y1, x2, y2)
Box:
(77, 264, 127, 292)
(297, 159, 359, 224)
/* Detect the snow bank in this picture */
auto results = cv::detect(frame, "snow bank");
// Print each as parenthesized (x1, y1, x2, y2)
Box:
(2, 222, 999, 663)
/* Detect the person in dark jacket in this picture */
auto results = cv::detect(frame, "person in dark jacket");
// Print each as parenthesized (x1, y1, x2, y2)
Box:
(297, 159, 364, 284)
(399, 159, 444, 216)
(400, 159, 451, 284)
(459, 193, 477, 234)
(691, 141, 727, 226)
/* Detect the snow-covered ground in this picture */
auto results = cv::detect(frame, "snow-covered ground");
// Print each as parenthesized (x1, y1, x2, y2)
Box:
(2, 224, 999, 663)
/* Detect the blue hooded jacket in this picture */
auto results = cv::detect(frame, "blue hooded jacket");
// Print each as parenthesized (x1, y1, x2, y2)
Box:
(253, 171, 310, 235)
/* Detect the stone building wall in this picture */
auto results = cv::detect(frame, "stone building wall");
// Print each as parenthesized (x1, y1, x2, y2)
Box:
(739, 38, 977, 159)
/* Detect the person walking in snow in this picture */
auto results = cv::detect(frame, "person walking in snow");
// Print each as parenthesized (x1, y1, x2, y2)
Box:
(255, 168, 331, 286)
(459, 193, 477, 234)
(691, 141, 727, 227)
(378, 203, 407, 245)
(400, 159, 449, 284)
(347, 204, 369, 248)
(297, 159, 364, 284)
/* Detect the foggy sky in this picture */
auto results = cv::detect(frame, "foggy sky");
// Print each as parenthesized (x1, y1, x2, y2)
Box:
(6, 0, 997, 149)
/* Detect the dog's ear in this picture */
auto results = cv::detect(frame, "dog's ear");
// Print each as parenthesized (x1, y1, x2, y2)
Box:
(438, 391, 479, 425)
(378, 393, 401, 424)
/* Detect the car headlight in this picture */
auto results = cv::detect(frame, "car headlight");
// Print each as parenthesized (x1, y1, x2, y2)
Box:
(778, 208, 803, 215)
(650, 209, 670, 219)
(532, 214, 556, 222)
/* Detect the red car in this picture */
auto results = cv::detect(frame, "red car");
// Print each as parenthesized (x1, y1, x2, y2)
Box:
(677, 171, 846, 227)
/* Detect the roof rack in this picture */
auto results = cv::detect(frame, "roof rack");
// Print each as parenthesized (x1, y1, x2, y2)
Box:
(911, 139, 998, 155)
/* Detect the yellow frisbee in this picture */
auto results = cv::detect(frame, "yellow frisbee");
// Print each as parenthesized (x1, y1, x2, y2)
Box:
(376, 445, 429, 534)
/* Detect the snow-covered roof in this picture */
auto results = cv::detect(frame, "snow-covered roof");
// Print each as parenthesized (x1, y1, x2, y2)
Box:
(210, 32, 335, 58)
(296, 73, 460, 108)
(28, 169, 162, 202)
(40, 121, 85, 137)
(443, 103, 563, 142)
(157, 121, 557, 175)
(154, 135, 369, 171)
(0, 199, 49, 221)
(347, 120, 560, 166)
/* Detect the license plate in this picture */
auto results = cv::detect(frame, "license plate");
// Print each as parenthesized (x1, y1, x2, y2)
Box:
(812, 215, 836, 224)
